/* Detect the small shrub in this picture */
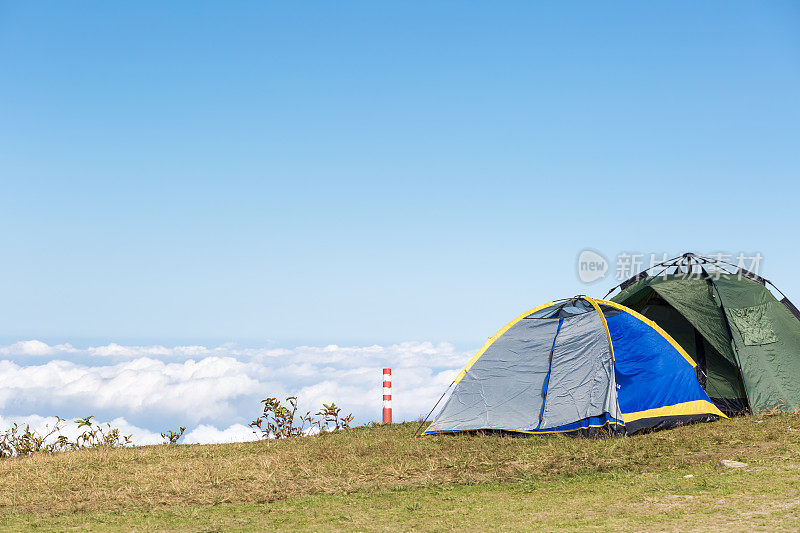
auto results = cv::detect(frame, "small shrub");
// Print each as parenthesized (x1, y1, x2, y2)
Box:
(316, 402, 354, 431)
(161, 426, 186, 445)
(73, 416, 132, 449)
(250, 396, 354, 439)
(0, 416, 132, 459)
(0, 418, 67, 458)
(250, 396, 314, 439)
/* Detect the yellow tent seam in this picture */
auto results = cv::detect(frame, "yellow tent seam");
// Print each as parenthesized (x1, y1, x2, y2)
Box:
(622, 399, 726, 422)
(585, 296, 615, 362)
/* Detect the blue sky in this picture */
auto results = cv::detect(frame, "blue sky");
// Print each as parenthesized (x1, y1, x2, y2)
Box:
(1, 2, 799, 439)
(2, 2, 799, 347)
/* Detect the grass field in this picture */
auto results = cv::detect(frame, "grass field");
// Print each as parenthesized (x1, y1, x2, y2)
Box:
(1, 414, 799, 531)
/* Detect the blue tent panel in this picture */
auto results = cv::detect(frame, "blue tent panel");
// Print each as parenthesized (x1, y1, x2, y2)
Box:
(607, 310, 721, 433)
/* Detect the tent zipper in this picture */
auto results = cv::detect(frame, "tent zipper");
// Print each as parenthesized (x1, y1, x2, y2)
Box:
(536, 318, 564, 430)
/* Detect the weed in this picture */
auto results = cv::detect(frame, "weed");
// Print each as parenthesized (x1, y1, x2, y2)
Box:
(0, 416, 131, 459)
(315, 402, 354, 431)
(162, 426, 187, 445)
(249, 396, 354, 439)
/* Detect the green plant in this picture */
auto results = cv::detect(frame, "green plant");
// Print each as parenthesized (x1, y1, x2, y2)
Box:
(250, 396, 315, 439)
(249, 396, 354, 439)
(0, 416, 131, 459)
(316, 403, 354, 431)
(161, 426, 186, 445)
(72, 416, 132, 449)
(0, 418, 68, 458)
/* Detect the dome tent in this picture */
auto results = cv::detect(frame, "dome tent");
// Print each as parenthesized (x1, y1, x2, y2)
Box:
(608, 253, 800, 415)
(421, 296, 724, 437)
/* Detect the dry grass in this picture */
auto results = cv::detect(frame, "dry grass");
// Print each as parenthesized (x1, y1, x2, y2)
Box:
(1, 414, 799, 530)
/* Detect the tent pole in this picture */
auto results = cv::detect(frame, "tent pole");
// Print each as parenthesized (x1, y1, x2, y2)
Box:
(413, 382, 452, 437)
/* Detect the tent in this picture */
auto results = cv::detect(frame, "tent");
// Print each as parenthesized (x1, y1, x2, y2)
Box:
(422, 296, 724, 437)
(608, 253, 800, 415)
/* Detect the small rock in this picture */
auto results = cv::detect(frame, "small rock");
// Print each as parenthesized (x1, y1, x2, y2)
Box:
(753, 420, 764, 424)
(716, 459, 748, 469)
(683, 474, 694, 478)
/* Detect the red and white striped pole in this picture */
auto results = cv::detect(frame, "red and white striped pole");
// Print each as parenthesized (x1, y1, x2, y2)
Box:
(382, 368, 392, 424)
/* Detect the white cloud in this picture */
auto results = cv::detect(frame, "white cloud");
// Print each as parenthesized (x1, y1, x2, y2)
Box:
(183, 424, 259, 445)
(0, 340, 78, 357)
(0, 340, 468, 445)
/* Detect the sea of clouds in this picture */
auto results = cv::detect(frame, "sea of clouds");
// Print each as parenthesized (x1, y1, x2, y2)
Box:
(0, 340, 467, 445)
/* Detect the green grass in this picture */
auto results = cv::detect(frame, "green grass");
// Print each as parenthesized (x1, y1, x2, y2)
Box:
(1, 414, 800, 531)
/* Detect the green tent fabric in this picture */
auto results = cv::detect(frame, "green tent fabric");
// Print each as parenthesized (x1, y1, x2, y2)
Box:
(713, 275, 800, 412)
(611, 260, 800, 415)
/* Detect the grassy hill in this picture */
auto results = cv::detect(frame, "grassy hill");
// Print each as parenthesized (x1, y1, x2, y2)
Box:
(1, 414, 799, 531)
